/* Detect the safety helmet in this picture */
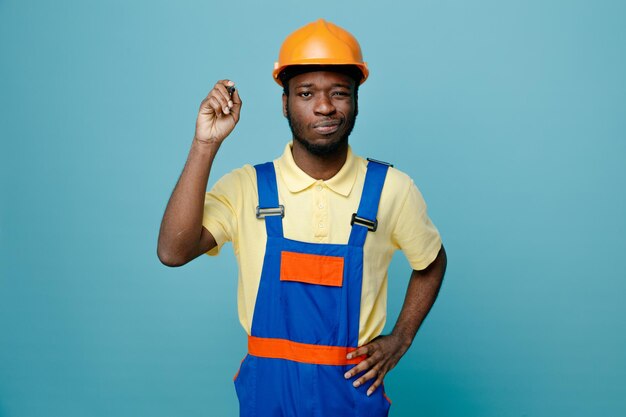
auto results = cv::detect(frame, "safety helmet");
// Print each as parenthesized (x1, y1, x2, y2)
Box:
(273, 19, 369, 86)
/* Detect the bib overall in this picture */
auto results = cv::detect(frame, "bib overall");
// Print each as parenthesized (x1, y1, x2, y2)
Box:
(234, 160, 392, 417)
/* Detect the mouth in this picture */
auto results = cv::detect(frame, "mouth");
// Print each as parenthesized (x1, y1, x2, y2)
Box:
(312, 120, 341, 135)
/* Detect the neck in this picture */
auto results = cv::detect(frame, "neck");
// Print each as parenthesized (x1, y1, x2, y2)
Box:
(291, 140, 348, 181)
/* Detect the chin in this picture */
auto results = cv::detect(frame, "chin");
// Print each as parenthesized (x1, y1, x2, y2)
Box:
(295, 134, 348, 157)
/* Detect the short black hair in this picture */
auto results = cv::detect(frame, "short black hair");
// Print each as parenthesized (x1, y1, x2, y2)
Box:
(279, 64, 362, 97)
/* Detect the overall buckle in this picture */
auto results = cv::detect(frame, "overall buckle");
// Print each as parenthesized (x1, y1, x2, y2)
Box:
(351, 213, 378, 232)
(256, 205, 285, 219)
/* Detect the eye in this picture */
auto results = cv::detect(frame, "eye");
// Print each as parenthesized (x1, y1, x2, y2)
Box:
(332, 91, 350, 97)
(298, 91, 312, 98)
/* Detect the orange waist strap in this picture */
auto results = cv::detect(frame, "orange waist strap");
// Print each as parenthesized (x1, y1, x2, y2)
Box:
(248, 336, 365, 366)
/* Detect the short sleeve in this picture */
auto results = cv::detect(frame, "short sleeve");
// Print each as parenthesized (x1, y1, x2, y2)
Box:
(392, 180, 442, 270)
(202, 170, 242, 256)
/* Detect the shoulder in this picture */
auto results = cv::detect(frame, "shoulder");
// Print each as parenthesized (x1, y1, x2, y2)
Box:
(357, 156, 429, 217)
(355, 155, 416, 194)
(386, 165, 415, 191)
(211, 164, 257, 193)
(383, 165, 423, 213)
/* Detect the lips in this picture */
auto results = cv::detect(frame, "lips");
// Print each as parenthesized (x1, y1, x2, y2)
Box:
(312, 120, 341, 135)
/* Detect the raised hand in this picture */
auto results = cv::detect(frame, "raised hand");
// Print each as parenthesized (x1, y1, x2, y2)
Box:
(194, 79, 242, 145)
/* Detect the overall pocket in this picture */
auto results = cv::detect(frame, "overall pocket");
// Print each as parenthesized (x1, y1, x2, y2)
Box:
(279, 250, 345, 344)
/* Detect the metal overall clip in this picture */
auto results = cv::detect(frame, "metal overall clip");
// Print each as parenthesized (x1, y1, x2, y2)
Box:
(350, 213, 378, 232)
(256, 205, 285, 219)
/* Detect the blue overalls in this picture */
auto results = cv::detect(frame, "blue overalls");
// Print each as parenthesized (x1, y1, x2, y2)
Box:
(233, 160, 392, 417)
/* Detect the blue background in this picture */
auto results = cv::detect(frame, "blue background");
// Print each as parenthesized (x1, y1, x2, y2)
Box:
(1, 0, 625, 416)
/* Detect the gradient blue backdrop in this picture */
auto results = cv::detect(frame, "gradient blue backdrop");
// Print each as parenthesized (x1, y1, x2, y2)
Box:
(1, 0, 625, 416)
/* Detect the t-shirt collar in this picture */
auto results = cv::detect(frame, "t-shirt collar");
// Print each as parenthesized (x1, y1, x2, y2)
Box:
(276, 142, 358, 197)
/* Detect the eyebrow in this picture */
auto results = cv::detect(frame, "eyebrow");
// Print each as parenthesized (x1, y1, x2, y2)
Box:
(294, 83, 352, 89)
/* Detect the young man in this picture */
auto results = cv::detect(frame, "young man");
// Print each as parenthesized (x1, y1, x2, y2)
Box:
(158, 18, 446, 417)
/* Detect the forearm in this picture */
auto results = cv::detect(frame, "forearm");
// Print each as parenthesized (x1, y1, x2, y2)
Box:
(391, 245, 447, 347)
(157, 139, 220, 266)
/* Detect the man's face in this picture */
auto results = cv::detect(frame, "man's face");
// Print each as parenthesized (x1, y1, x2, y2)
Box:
(283, 71, 358, 157)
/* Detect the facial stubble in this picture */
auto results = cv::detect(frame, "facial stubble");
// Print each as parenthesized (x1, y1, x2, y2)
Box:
(285, 98, 358, 157)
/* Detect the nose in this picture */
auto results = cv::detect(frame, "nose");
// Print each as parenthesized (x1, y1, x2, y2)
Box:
(314, 94, 336, 116)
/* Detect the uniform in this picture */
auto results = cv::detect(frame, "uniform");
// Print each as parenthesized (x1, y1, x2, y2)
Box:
(203, 143, 441, 416)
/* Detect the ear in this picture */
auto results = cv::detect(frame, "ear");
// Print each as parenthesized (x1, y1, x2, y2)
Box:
(282, 93, 288, 118)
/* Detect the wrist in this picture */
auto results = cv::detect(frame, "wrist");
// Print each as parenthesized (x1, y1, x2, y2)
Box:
(391, 330, 414, 350)
(192, 136, 222, 156)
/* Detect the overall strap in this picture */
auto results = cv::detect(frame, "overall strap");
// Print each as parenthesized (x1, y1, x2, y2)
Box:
(348, 159, 391, 247)
(254, 162, 284, 238)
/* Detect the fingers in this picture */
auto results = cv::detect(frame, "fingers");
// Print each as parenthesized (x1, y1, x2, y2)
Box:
(344, 352, 374, 379)
(213, 80, 233, 115)
(345, 355, 386, 396)
(347, 345, 369, 360)
(352, 366, 380, 389)
(345, 352, 381, 383)
(206, 96, 223, 116)
(366, 375, 385, 396)
(230, 84, 242, 105)
(228, 84, 243, 122)
(344, 338, 400, 396)
(201, 80, 240, 118)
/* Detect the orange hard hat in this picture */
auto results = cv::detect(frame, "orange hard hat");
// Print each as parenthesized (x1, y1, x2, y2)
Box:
(273, 19, 369, 86)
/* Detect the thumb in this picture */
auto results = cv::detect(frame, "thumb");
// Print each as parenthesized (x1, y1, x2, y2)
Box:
(230, 87, 243, 120)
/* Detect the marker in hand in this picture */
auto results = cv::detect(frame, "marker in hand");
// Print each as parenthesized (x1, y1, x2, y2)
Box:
(223, 83, 236, 115)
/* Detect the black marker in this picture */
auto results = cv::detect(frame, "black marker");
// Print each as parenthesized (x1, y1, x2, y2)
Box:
(227, 85, 236, 96)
